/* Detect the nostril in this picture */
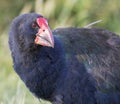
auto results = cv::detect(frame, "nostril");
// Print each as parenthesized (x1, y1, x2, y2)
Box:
(43, 29, 45, 32)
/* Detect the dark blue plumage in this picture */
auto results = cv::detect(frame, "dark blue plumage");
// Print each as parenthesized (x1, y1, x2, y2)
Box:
(9, 13, 120, 104)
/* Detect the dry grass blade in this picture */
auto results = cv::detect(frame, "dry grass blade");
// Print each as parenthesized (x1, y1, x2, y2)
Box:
(84, 20, 102, 28)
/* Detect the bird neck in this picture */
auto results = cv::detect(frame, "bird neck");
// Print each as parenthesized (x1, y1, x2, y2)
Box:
(13, 44, 66, 100)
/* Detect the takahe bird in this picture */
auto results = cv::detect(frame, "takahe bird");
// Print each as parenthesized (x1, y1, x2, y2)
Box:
(9, 13, 120, 104)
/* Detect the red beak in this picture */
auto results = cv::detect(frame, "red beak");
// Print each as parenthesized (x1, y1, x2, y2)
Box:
(35, 17, 54, 48)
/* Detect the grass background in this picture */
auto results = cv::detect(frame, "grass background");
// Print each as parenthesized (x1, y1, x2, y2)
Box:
(0, 0, 120, 104)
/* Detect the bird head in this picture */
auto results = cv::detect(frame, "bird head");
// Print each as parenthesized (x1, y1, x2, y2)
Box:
(9, 13, 54, 48)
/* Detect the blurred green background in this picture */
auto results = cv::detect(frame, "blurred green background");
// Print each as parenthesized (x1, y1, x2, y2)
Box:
(0, 0, 120, 104)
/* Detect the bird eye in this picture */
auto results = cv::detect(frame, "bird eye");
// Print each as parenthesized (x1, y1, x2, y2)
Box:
(32, 23, 38, 28)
